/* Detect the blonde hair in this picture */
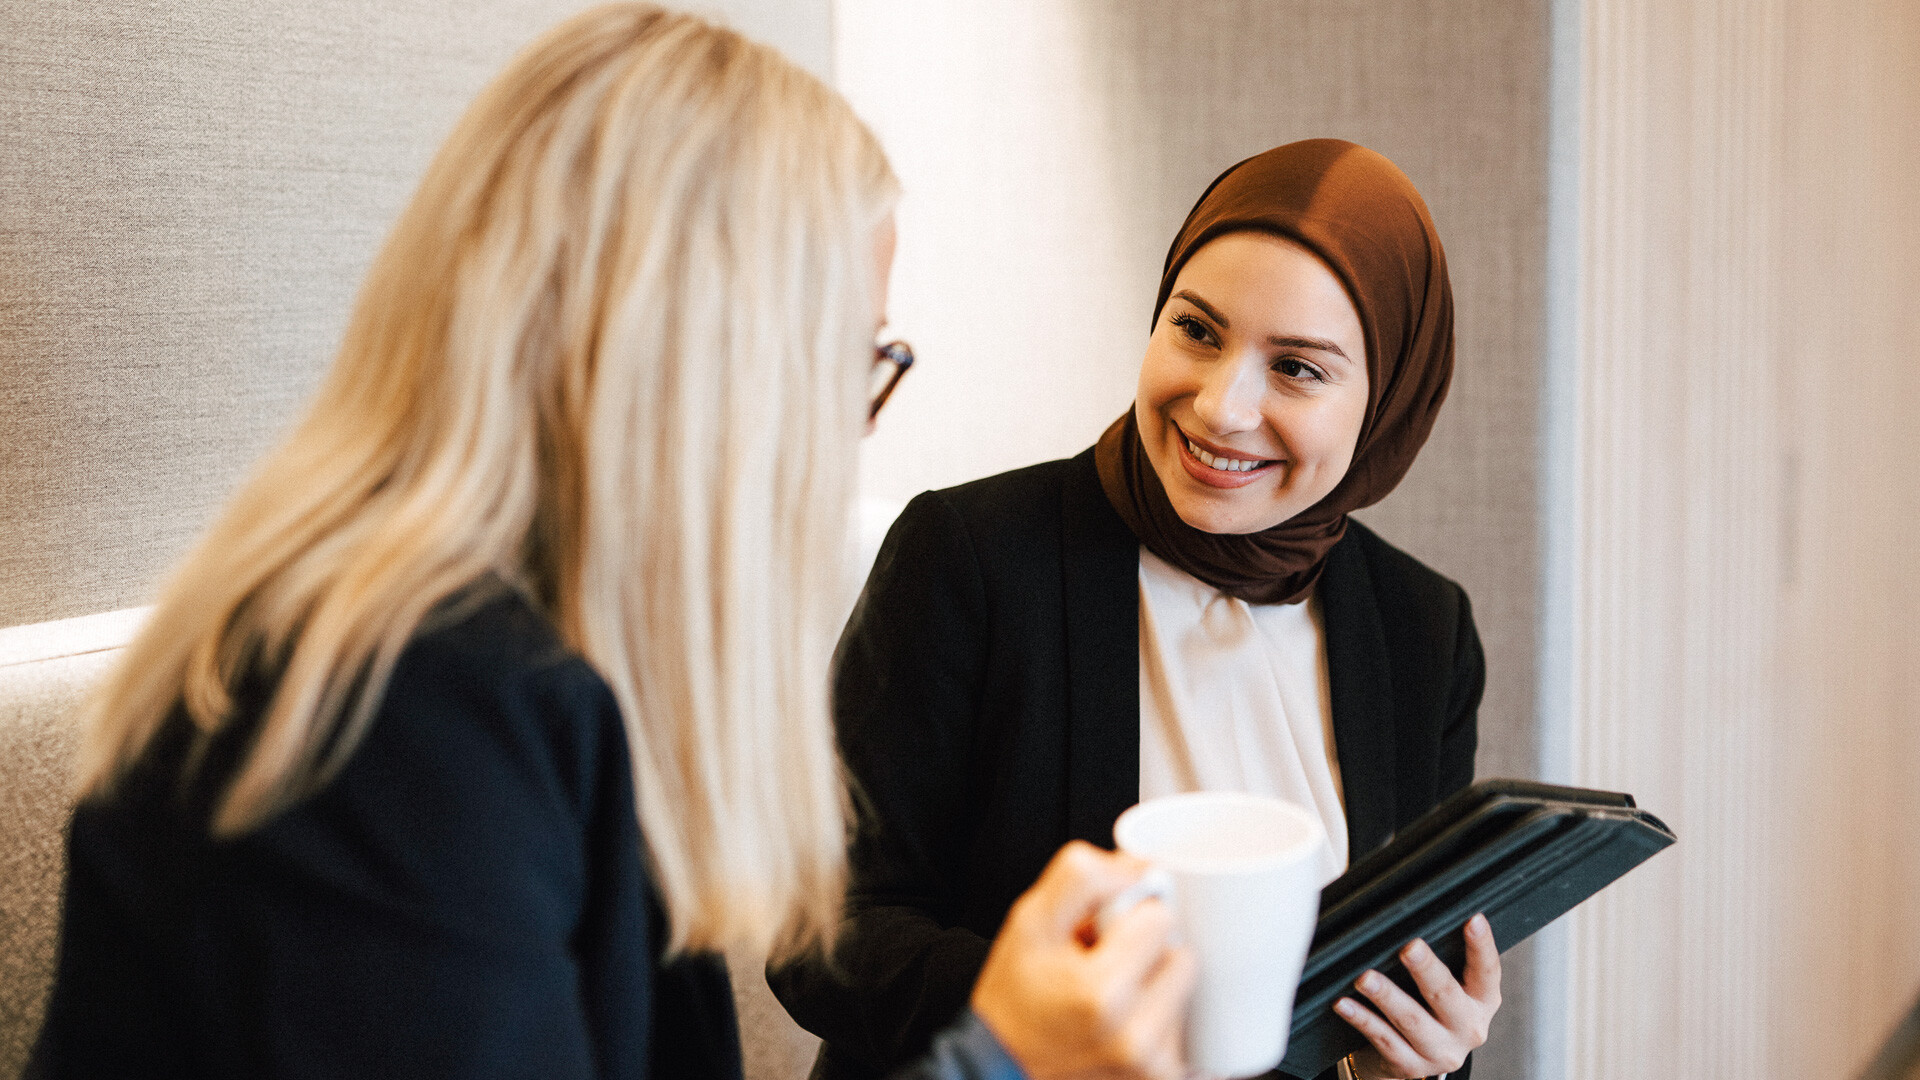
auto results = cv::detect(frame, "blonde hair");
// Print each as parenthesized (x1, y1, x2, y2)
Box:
(75, 3, 896, 961)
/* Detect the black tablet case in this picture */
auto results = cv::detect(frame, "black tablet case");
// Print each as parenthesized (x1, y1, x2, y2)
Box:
(1277, 779, 1676, 1079)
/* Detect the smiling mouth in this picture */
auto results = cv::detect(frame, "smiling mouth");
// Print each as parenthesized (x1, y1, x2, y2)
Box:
(1177, 426, 1279, 474)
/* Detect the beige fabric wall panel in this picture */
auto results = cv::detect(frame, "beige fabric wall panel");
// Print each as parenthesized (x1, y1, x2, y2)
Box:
(0, 0, 827, 630)
(837, 3, 1548, 1077)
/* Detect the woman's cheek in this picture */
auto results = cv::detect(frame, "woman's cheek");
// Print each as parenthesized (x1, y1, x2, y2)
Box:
(1284, 396, 1365, 476)
(1136, 348, 1190, 416)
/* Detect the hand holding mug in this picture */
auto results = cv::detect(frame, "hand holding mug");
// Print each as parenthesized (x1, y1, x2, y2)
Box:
(1334, 913, 1503, 1079)
(971, 841, 1197, 1080)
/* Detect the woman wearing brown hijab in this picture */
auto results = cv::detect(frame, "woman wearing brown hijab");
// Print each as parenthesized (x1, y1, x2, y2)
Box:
(772, 140, 1500, 1080)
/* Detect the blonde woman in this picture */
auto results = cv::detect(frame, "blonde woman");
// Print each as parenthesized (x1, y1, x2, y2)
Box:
(27, 7, 1192, 1079)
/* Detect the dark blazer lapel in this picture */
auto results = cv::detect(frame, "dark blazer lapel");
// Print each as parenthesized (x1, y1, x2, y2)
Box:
(1058, 450, 1142, 849)
(1319, 530, 1398, 861)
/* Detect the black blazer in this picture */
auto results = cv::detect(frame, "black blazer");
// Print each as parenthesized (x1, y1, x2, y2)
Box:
(770, 449, 1482, 1080)
(30, 582, 742, 1080)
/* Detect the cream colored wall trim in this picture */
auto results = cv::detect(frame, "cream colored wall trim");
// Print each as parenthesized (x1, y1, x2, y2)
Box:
(0, 608, 151, 670)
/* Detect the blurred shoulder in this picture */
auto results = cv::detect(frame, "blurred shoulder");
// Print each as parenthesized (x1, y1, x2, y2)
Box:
(400, 576, 604, 696)
(931, 456, 1082, 517)
(895, 455, 1087, 543)
(872, 457, 1092, 592)
(376, 577, 622, 797)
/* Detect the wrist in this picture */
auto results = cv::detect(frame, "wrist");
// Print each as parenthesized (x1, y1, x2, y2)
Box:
(967, 992, 1042, 1080)
(945, 1008, 1030, 1080)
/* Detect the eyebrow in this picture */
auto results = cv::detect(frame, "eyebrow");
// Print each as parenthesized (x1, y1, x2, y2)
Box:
(1171, 289, 1353, 362)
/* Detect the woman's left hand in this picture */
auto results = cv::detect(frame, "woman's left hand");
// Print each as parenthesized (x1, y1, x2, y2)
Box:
(1333, 912, 1502, 1079)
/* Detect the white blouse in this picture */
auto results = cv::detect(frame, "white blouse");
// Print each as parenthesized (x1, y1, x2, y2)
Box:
(1137, 548, 1350, 885)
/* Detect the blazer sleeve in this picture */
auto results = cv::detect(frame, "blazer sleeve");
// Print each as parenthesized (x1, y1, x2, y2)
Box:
(768, 490, 997, 1074)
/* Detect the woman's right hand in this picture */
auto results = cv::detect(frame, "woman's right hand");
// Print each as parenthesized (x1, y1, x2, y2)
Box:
(970, 841, 1196, 1080)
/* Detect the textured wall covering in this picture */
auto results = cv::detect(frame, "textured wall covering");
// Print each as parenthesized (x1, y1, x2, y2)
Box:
(1556, 0, 1920, 1077)
(836, 4, 1550, 1076)
(0, 0, 827, 630)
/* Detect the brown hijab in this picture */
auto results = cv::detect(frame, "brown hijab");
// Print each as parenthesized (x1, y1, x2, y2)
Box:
(1095, 139, 1454, 604)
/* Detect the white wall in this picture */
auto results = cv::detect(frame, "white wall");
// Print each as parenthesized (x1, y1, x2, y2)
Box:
(838, 0, 1138, 497)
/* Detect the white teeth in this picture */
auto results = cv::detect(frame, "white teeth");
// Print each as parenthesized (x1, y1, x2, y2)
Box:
(1186, 436, 1265, 472)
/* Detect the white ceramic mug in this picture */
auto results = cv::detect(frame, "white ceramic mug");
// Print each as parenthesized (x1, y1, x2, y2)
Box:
(1111, 792, 1327, 1079)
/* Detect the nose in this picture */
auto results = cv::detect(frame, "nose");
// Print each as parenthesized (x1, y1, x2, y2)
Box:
(1190, 352, 1265, 436)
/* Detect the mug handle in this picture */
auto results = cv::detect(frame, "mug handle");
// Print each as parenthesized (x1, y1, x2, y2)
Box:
(1093, 866, 1178, 942)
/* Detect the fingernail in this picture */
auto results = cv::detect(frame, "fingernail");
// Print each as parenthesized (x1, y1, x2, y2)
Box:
(1406, 939, 1431, 961)
(1336, 999, 1357, 1016)
(1359, 972, 1383, 992)
(1471, 914, 1490, 936)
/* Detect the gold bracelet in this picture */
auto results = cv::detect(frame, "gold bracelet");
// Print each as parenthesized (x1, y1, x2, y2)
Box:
(1341, 1052, 1363, 1080)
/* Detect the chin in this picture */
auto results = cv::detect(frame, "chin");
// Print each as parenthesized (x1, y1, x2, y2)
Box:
(1165, 491, 1288, 536)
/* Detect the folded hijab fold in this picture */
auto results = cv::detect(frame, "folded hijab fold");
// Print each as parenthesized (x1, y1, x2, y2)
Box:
(1095, 138, 1455, 604)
